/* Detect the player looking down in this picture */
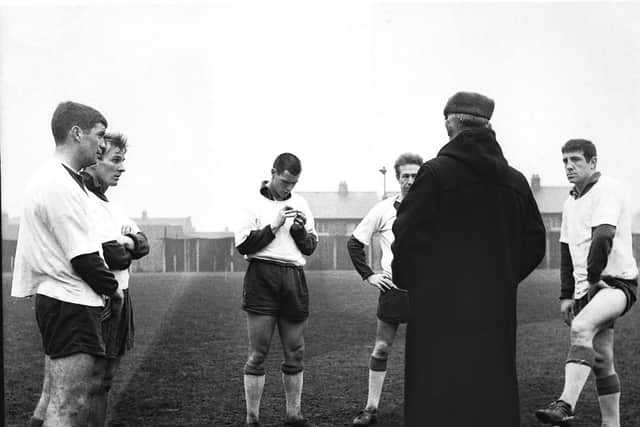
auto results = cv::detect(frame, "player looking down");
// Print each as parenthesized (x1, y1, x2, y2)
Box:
(235, 152, 319, 427)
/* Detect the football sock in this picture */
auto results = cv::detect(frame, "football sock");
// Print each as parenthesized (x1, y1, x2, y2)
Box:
(243, 374, 265, 423)
(282, 371, 303, 420)
(597, 374, 620, 427)
(366, 356, 388, 410)
(559, 345, 595, 409)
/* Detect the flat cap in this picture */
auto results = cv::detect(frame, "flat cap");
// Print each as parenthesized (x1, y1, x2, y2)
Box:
(443, 91, 495, 120)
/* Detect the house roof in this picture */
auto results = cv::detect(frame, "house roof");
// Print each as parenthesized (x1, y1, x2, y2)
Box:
(300, 185, 574, 219)
(532, 186, 571, 214)
(298, 191, 381, 219)
(184, 231, 234, 239)
(132, 217, 193, 231)
(134, 224, 185, 240)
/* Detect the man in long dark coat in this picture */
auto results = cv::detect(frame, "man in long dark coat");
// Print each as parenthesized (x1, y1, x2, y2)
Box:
(392, 91, 546, 426)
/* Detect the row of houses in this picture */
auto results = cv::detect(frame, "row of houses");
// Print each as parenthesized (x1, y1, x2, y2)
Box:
(3, 177, 640, 273)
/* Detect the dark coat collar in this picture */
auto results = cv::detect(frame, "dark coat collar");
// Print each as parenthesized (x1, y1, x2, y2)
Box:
(438, 127, 508, 179)
(61, 164, 87, 194)
(259, 180, 291, 201)
(570, 172, 601, 199)
(80, 171, 109, 202)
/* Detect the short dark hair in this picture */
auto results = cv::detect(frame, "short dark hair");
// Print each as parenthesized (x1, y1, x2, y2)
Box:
(104, 132, 128, 154)
(51, 101, 108, 145)
(273, 152, 301, 176)
(394, 152, 423, 178)
(561, 139, 597, 162)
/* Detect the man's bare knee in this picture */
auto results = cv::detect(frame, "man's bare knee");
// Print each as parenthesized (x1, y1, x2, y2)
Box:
(281, 343, 305, 375)
(593, 346, 615, 377)
(372, 340, 391, 359)
(248, 349, 268, 366)
(46, 353, 102, 421)
(570, 318, 596, 345)
(245, 351, 268, 376)
(593, 360, 615, 378)
(284, 342, 305, 365)
(49, 382, 90, 422)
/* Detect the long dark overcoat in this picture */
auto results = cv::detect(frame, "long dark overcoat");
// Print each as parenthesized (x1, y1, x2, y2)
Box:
(392, 127, 546, 427)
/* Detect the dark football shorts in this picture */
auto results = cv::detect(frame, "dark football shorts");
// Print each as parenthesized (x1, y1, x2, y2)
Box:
(103, 288, 135, 359)
(35, 294, 106, 359)
(377, 288, 410, 324)
(242, 259, 309, 322)
(573, 276, 637, 328)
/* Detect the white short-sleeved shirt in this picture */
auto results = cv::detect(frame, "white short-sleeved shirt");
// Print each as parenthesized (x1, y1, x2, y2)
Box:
(560, 175, 638, 299)
(352, 195, 399, 277)
(11, 159, 105, 306)
(235, 190, 318, 267)
(88, 191, 140, 290)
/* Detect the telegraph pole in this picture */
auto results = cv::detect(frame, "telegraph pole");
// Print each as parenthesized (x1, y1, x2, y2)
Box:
(379, 166, 387, 199)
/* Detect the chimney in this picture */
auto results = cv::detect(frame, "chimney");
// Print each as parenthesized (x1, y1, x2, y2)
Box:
(142, 209, 148, 220)
(530, 174, 541, 192)
(338, 181, 348, 196)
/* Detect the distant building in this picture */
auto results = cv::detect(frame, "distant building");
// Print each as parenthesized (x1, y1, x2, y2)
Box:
(529, 174, 570, 268)
(164, 231, 244, 273)
(3, 177, 640, 273)
(301, 182, 380, 236)
(132, 209, 194, 238)
(299, 181, 382, 270)
(0, 209, 202, 273)
(131, 210, 194, 272)
(530, 174, 568, 231)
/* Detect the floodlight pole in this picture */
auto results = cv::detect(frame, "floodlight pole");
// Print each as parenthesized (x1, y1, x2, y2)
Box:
(379, 166, 387, 199)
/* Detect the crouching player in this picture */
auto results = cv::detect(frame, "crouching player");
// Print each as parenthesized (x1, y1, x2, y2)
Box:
(235, 153, 318, 427)
(535, 139, 637, 426)
(346, 153, 422, 426)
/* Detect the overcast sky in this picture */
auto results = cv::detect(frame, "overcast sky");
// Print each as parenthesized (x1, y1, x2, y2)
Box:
(2, 1, 639, 231)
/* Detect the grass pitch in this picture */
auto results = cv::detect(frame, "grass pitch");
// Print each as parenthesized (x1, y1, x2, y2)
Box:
(4, 270, 640, 426)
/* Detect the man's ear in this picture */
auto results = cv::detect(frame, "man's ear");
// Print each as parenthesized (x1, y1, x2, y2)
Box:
(590, 156, 598, 170)
(70, 125, 82, 143)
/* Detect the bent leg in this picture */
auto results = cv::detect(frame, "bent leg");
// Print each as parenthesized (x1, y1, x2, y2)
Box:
(559, 288, 626, 411)
(366, 319, 400, 411)
(244, 313, 277, 424)
(278, 317, 308, 423)
(44, 353, 105, 427)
